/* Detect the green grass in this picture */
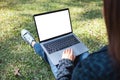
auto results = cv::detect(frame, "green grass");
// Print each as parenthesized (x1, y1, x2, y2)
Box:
(0, 0, 107, 79)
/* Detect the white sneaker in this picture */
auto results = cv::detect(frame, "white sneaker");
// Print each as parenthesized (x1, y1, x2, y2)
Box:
(21, 29, 35, 46)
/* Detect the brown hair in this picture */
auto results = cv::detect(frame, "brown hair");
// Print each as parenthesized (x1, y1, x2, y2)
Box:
(103, 0, 120, 65)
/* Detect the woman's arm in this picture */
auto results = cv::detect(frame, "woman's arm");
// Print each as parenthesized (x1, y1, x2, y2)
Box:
(57, 49, 76, 80)
(57, 59, 74, 80)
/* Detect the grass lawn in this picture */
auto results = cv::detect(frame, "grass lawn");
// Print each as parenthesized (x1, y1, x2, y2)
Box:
(0, 0, 107, 80)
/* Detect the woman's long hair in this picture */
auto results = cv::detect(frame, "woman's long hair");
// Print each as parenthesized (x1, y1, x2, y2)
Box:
(103, 0, 120, 65)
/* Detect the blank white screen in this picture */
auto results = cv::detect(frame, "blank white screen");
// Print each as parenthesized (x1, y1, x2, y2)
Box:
(35, 10, 72, 41)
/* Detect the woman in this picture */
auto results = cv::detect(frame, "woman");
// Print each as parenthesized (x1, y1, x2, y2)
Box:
(21, 0, 120, 79)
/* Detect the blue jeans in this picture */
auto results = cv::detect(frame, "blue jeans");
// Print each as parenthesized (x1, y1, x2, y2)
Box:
(33, 43, 89, 78)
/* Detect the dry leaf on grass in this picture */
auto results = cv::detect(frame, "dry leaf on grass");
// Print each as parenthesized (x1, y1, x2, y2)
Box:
(14, 68, 21, 77)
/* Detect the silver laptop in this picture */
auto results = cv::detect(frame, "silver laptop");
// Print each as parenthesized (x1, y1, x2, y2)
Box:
(34, 8, 88, 65)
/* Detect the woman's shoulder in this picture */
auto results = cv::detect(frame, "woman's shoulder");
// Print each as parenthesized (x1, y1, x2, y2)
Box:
(78, 46, 118, 79)
(72, 46, 115, 80)
(85, 46, 112, 70)
(88, 45, 110, 63)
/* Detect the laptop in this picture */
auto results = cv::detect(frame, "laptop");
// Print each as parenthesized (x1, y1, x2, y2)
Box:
(34, 8, 88, 65)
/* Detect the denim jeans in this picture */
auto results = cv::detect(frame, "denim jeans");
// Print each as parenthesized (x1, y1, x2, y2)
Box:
(33, 43, 89, 78)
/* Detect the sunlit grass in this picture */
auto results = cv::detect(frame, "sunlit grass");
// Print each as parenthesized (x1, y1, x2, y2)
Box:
(0, 0, 107, 79)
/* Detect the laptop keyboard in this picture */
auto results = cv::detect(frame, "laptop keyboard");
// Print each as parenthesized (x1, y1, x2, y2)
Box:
(43, 35, 80, 54)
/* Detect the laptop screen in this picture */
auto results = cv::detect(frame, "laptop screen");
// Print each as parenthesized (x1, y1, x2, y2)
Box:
(34, 9, 72, 42)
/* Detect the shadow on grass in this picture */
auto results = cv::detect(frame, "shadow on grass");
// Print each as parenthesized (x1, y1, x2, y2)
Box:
(0, 0, 34, 9)
(0, 12, 54, 79)
(0, 13, 50, 79)
(82, 9, 102, 19)
(0, 0, 102, 10)
(75, 9, 103, 21)
(75, 0, 101, 3)
(0, 0, 103, 24)
(0, 35, 54, 79)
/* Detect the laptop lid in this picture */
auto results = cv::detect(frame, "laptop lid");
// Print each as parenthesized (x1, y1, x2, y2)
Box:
(34, 8, 72, 42)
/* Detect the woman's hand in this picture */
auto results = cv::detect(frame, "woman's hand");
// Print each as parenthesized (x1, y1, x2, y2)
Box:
(62, 48, 76, 61)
